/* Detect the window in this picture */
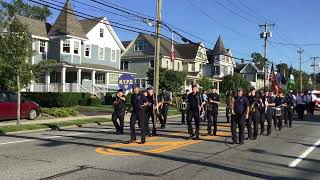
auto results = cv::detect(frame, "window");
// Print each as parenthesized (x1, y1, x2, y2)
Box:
(149, 60, 154, 68)
(63, 40, 70, 53)
(85, 44, 90, 57)
(166, 60, 169, 69)
(199, 64, 202, 71)
(191, 63, 195, 72)
(0, 92, 8, 102)
(121, 61, 129, 70)
(40, 40, 46, 53)
(100, 28, 104, 38)
(141, 79, 146, 88)
(212, 66, 220, 75)
(111, 50, 116, 62)
(98, 47, 104, 60)
(109, 74, 118, 84)
(135, 79, 140, 85)
(95, 74, 105, 84)
(74, 41, 79, 54)
(177, 62, 180, 71)
(134, 41, 146, 51)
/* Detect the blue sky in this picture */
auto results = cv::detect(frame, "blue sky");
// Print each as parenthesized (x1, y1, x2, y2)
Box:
(37, 0, 320, 73)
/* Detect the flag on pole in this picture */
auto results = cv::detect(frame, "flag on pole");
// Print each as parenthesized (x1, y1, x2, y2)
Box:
(170, 32, 175, 63)
(269, 64, 279, 92)
(285, 65, 295, 92)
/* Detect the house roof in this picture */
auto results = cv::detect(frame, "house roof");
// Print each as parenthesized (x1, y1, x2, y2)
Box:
(79, 17, 104, 34)
(15, 15, 51, 38)
(212, 35, 227, 56)
(122, 41, 131, 49)
(235, 63, 264, 73)
(48, 0, 87, 39)
(255, 63, 264, 71)
(234, 63, 247, 73)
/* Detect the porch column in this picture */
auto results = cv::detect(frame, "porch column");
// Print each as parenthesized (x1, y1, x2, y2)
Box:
(92, 70, 96, 94)
(61, 67, 66, 92)
(184, 80, 187, 91)
(217, 81, 220, 94)
(77, 69, 82, 92)
(105, 72, 109, 92)
(46, 71, 50, 92)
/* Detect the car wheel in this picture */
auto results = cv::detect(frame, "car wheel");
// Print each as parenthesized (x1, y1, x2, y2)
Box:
(28, 109, 37, 120)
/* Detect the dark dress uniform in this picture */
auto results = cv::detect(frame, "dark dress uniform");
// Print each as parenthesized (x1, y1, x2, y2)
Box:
(248, 95, 262, 140)
(145, 94, 157, 136)
(112, 95, 126, 134)
(265, 95, 275, 135)
(159, 92, 171, 128)
(232, 95, 249, 144)
(284, 95, 294, 128)
(181, 93, 188, 124)
(275, 96, 284, 131)
(207, 92, 220, 135)
(186, 92, 201, 139)
(225, 93, 231, 123)
(245, 95, 253, 140)
(130, 92, 148, 143)
(259, 95, 266, 134)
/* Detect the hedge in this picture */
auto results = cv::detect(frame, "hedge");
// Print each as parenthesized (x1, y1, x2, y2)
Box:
(22, 92, 91, 107)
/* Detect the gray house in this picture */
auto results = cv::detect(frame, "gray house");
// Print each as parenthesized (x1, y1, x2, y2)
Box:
(234, 62, 266, 90)
(17, 0, 133, 97)
(121, 33, 221, 91)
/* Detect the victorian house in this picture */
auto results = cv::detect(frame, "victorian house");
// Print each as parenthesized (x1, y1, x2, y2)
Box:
(234, 62, 266, 90)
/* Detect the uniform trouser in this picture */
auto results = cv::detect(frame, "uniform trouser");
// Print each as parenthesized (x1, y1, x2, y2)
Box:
(181, 111, 186, 124)
(207, 111, 218, 135)
(145, 108, 157, 135)
(309, 102, 315, 115)
(112, 111, 125, 133)
(160, 106, 169, 126)
(275, 115, 283, 130)
(260, 112, 266, 134)
(187, 110, 200, 135)
(231, 114, 245, 144)
(250, 112, 260, 139)
(284, 107, 293, 127)
(296, 104, 305, 120)
(266, 113, 273, 134)
(246, 118, 253, 139)
(273, 115, 277, 128)
(130, 109, 146, 142)
(226, 106, 230, 122)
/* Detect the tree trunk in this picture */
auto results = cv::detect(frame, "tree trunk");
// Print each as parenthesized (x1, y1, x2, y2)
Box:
(17, 74, 21, 125)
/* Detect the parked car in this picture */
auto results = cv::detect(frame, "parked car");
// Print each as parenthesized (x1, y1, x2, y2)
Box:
(312, 90, 320, 109)
(0, 91, 40, 120)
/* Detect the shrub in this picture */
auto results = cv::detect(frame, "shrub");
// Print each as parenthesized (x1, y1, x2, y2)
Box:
(87, 96, 102, 106)
(22, 92, 91, 107)
(41, 107, 80, 117)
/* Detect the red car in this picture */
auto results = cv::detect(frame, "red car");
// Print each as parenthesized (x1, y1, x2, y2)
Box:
(0, 91, 40, 120)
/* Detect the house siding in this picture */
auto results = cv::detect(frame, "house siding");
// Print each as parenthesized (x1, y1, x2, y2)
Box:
(122, 59, 151, 78)
(33, 40, 46, 64)
(47, 39, 60, 61)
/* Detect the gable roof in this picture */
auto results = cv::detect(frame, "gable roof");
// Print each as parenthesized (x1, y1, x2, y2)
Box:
(48, 0, 87, 39)
(212, 35, 227, 56)
(79, 17, 104, 34)
(122, 41, 131, 49)
(15, 15, 51, 38)
(235, 63, 264, 73)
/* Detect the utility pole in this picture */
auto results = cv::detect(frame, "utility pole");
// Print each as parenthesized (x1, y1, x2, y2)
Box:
(297, 48, 304, 92)
(259, 21, 275, 90)
(311, 57, 319, 90)
(153, 0, 162, 126)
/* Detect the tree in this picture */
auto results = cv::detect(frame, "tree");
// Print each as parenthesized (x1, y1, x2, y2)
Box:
(251, 52, 264, 64)
(146, 68, 187, 95)
(220, 73, 251, 93)
(198, 76, 213, 91)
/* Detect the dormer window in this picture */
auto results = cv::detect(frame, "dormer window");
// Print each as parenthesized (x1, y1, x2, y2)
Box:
(39, 40, 46, 53)
(134, 41, 146, 51)
(100, 28, 104, 38)
(74, 41, 79, 54)
(63, 40, 70, 53)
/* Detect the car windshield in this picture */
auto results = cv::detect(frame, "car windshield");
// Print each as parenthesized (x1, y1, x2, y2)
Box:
(0, 92, 8, 102)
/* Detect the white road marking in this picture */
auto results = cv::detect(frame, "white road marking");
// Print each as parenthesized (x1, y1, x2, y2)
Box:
(289, 138, 320, 167)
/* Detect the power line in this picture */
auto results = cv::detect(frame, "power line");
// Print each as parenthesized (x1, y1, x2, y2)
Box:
(269, 40, 320, 47)
(224, 0, 265, 23)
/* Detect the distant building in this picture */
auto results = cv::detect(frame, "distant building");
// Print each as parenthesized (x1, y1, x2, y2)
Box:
(234, 62, 266, 90)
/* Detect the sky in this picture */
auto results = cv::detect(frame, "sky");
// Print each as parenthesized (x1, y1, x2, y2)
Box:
(29, 0, 320, 74)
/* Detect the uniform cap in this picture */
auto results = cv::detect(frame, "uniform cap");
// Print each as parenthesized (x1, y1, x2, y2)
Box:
(191, 84, 198, 88)
(132, 84, 139, 89)
(117, 89, 124, 93)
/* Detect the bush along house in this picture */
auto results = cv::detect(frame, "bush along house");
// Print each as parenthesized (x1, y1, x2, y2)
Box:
(121, 33, 221, 91)
(17, 0, 134, 98)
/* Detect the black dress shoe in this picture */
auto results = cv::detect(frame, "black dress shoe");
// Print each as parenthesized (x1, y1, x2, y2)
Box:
(127, 139, 136, 144)
(140, 141, 145, 144)
(115, 131, 120, 135)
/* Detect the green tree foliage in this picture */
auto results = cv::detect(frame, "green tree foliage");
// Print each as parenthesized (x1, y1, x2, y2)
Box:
(0, 0, 51, 21)
(146, 68, 187, 95)
(198, 76, 213, 91)
(251, 52, 264, 64)
(220, 73, 251, 93)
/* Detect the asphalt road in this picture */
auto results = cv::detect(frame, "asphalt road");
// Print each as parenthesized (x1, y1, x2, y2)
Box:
(0, 112, 319, 180)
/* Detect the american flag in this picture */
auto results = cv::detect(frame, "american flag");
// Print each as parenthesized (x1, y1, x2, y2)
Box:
(170, 32, 175, 63)
(269, 64, 279, 92)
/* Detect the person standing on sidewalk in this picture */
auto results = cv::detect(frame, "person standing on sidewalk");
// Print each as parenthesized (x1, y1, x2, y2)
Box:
(206, 87, 220, 136)
(112, 89, 126, 135)
(129, 85, 148, 144)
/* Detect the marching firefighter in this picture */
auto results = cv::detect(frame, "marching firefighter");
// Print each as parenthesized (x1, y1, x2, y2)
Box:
(265, 91, 275, 136)
(145, 88, 157, 136)
(231, 88, 249, 144)
(283, 90, 295, 128)
(186, 84, 202, 140)
(129, 84, 148, 144)
(207, 87, 220, 136)
(259, 90, 266, 135)
(274, 92, 285, 131)
(180, 89, 189, 125)
(248, 87, 262, 140)
(112, 89, 126, 135)
(159, 89, 171, 129)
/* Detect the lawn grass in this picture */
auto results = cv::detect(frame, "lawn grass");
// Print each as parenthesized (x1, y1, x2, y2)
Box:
(73, 105, 114, 113)
(0, 118, 110, 134)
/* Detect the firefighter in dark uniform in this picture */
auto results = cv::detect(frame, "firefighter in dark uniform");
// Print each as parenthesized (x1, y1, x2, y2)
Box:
(112, 89, 126, 135)
(181, 90, 189, 124)
(159, 89, 171, 129)
(275, 92, 285, 131)
(207, 87, 220, 136)
(245, 91, 253, 140)
(225, 92, 231, 123)
(284, 91, 295, 128)
(186, 84, 201, 140)
(232, 88, 249, 144)
(265, 91, 275, 135)
(259, 91, 266, 135)
(145, 88, 157, 136)
(248, 87, 262, 140)
(129, 84, 148, 144)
